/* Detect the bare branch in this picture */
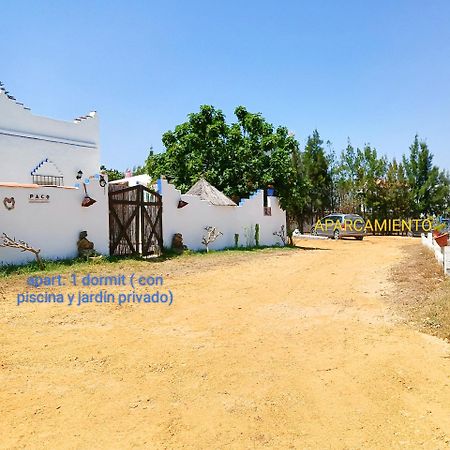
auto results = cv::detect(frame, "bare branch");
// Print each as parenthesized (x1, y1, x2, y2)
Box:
(0, 233, 45, 269)
(201, 226, 223, 252)
(273, 225, 287, 245)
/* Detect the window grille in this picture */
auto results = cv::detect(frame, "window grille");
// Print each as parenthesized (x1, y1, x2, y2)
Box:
(32, 175, 64, 186)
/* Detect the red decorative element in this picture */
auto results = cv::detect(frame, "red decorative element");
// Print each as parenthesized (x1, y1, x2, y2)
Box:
(82, 184, 96, 207)
(435, 233, 449, 248)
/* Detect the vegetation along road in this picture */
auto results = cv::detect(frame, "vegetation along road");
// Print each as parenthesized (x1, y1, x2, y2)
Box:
(1, 236, 449, 449)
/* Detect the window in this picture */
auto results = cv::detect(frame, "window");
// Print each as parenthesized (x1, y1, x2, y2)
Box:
(263, 189, 271, 215)
(32, 175, 64, 186)
(31, 160, 64, 186)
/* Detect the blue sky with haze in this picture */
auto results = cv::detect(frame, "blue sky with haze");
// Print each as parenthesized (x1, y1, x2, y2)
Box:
(1, 0, 449, 171)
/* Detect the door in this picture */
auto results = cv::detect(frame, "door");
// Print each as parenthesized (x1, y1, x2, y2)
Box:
(108, 184, 163, 256)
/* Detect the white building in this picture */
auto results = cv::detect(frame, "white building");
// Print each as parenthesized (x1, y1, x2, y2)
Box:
(0, 84, 109, 265)
(157, 178, 286, 250)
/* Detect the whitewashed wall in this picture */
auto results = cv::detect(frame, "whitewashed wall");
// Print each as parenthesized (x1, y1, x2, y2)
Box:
(157, 179, 286, 251)
(0, 92, 99, 184)
(0, 183, 108, 264)
(0, 89, 109, 265)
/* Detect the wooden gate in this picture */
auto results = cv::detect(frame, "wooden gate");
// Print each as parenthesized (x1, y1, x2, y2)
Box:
(109, 184, 163, 256)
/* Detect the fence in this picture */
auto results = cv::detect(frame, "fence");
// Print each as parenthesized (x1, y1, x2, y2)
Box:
(421, 233, 450, 276)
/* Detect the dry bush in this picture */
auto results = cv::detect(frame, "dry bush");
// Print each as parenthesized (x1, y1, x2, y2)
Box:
(390, 243, 450, 341)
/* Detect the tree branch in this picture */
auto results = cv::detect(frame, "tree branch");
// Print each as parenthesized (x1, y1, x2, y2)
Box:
(0, 233, 45, 269)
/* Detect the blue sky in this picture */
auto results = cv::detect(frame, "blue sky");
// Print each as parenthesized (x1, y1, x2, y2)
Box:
(1, 0, 449, 171)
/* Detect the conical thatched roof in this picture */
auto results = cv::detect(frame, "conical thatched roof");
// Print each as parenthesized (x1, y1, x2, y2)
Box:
(186, 178, 237, 206)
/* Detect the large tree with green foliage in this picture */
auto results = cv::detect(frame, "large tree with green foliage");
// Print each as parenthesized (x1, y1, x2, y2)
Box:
(333, 135, 449, 220)
(144, 105, 305, 219)
(356, 144, 387, 220)
(381, 159, 411, 219)
(335, 140, 361, 212)
(335, 142, 387, 217)
(301, 130, 332, 222)
(140, 105, 450, 232)
(402, 135, 449, 216)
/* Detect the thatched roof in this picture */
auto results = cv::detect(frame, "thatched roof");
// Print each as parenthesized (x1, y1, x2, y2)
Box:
(186, 178, 237, 206)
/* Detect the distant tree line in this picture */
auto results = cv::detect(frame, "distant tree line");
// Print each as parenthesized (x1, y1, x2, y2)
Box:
(132, 105, 449, 231)
(100, 164, 146, 182)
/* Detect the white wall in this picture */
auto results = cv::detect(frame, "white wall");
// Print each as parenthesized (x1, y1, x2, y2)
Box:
(421, 232, 450, 276)
(0, 183, 109, 264)
(157, 179, 286, 251)
(0, 88, 109, 265)
(0, 91, 99, 185)
(445, 247, 450, 276)
(110, 174, 152, 187)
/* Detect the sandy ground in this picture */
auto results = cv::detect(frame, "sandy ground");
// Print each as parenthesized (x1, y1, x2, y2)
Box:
(1, 236, 449, 449)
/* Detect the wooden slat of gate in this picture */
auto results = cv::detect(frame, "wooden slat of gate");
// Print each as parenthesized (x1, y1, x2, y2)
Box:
(109, 184, 163, 256)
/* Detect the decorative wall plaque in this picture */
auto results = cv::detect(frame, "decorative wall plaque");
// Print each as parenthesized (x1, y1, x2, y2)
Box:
(29, 193, 50, 203)
(3, 197, 15, 210)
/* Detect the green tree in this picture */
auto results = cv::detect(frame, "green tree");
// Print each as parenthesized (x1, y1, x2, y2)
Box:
(325, 142, 339, 212)
(382, 159, 410, 219)
(146, 105, 229, 193)
(271, 131, 308, 230)
(100, 165, 123, 182)
(335, 142, 387, 218)
(144, 105, 306, 220)
(335, 140, 361, 213)
(302, 130, 332, 222)
(402, 135, 450, 216)
(357, 144, 387, 220)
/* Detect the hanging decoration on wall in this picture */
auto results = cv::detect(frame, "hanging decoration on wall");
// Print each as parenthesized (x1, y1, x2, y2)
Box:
(3, 197, 15, 210)
(81, 183, 97, 207)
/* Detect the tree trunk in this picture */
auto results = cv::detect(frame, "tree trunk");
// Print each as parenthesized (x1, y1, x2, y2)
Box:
(34, 251, 45, 270)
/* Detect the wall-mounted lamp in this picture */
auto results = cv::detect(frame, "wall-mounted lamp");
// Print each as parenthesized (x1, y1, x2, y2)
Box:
(76, 170, 83, 180)
(99, 175, 107, 188)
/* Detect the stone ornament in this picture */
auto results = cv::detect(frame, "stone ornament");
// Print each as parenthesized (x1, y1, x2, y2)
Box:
(171, 233, 187, 254)
(77, 231, 96, 258)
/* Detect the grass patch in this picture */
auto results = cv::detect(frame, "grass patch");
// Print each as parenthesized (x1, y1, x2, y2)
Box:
(0, 245, 295, 278)
(0, 253, 181, 278)
(183, 244, 297, 255)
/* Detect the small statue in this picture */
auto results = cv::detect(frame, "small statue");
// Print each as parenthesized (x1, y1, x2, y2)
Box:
(77, 231, 95, 258)
(171, 233, 186, 254)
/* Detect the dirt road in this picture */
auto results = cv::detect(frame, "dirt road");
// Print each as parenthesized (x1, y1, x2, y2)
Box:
(1, 237, 449, 449)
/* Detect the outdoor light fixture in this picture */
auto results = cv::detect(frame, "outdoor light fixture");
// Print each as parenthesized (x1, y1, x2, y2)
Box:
(99, 175, 107, 187)
(76, 170, 83, 180)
